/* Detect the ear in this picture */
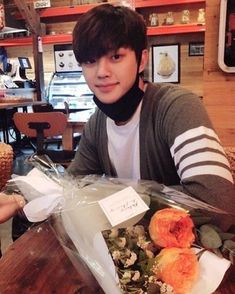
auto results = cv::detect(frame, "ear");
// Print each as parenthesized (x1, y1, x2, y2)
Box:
(138, 49, 148, 73)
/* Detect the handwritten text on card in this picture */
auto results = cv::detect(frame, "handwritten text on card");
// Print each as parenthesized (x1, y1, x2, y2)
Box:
(98, 186, 149, 227)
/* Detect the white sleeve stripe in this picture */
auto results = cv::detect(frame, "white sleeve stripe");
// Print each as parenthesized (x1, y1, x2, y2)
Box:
(170, 126, 220, 155)
(181, 165, 234, 183)
(177, 151, 230, 174)
(173, 138, 224, 166)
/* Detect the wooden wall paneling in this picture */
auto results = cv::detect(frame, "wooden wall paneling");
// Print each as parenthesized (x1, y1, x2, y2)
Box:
(148, 33, 204, 97)
(203, 0, 235, 147)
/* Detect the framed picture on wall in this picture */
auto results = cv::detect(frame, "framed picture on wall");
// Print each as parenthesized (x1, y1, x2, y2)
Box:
(152, 44, 180, 83)
(189, 42, 204, 56)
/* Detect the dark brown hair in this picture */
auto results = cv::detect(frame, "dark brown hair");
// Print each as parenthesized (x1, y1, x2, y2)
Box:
(73, 4, 147, 64)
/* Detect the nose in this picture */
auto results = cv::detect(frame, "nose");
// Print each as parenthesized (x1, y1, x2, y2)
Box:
(96, 57, 110, 78)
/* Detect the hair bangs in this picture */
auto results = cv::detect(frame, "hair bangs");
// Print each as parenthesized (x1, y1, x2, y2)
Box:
(73, 4, 147, 64)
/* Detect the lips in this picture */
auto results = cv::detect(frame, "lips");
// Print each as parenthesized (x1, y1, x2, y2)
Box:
(96, 82, 118, 93)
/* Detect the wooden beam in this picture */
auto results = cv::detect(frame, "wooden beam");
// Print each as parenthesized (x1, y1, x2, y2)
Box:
(13, 0, 40, 35)
(13, 0, 45, 101)
(32, 34, 45, 101)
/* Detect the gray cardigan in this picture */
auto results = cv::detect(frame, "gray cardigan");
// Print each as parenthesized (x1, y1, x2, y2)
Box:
(68, 83, 235, 218)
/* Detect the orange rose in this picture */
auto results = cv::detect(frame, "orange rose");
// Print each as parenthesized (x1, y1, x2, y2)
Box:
(152, 247, 199, 294)
(149, 208, 195, 248)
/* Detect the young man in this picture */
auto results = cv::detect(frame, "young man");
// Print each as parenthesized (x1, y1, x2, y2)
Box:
(68, 4, 235, 228)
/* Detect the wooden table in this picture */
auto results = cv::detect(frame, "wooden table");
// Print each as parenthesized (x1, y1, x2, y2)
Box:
(62, 109, 95, 150)
(0, 221, 104, 294)
(0, 221, 234, 294)
(0, 101, 44, 110)
(0, 101, 44, 144)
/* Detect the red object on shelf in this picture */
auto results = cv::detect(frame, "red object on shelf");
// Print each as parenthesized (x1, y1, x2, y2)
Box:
(0, 34, 72, 47)
(147, 23, 205, 35)
(0, 37, 33, 47)
(42, 34, 72, 44)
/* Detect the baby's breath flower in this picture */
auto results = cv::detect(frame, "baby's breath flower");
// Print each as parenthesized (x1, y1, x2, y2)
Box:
(137, 239, 155, 258)
(136, 290, 145, 294)
(103, 223, 176, 293)
(121, 271, 132, 284)
(160, 282, 174, 294)
(126, 225, 146, 239)
(125, 248, 131, 256)
(134, 225, 146, 237)
(109, 228, 119, 238)
(132, 270, 141, 281)
(145, 249, 155, 259)
(115, 237, 126, 248)
(112, 250, 121, 261)
(124, 251, 137, 267)
(148, 275, 158, 283)
(137, 238, 150, 249)
(126, 226, 136, 236)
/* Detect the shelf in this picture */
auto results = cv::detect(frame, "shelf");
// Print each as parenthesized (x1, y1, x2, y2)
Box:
(39, 4, 98, 18)
(135, 0, 205, 8)
(0, 37, 33, 47)
(3, 0, 205, 47)
(39, 0, 206, 18)
(147, 23, 205, 35)
(0, 23, 205, 47)
(42, 34, 72, 44)
(15, 0, 206, 21)
(0, 34, 72, 47)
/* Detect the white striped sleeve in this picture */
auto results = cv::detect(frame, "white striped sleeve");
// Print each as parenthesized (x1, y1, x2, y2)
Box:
(170, 126, 233, 183)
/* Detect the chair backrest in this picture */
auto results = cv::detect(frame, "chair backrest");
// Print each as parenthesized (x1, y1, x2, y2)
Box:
(13, 112, 67, 138)
(32, 103, 54, 113)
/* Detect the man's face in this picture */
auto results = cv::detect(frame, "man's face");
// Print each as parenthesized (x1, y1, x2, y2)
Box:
(81, 47, 140, 104)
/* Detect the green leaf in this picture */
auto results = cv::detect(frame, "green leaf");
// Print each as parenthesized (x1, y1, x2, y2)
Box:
(199, 225, 222, 249)
(219, 232, 235, 241)
(206, 224, 223, 233)
(222, 239, 235, 252)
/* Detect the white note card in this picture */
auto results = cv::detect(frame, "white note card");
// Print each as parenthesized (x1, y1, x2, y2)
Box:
(98, 186, 149, 227)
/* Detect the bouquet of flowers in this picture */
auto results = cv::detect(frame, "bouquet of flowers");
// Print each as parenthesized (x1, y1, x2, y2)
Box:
(102, 207, 233, 294)
(11, 163, 235, 294)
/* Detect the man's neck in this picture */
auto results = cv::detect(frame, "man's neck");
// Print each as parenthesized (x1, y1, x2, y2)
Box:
(115, 79, 147, 126)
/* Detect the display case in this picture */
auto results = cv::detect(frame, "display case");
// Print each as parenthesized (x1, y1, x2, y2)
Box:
(47, 44, 95, 111)
(47, 71, 95, 111)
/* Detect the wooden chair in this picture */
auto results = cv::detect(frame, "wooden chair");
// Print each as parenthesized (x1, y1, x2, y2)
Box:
(32, 102, 62, 149)
(32, 102, 81, 150)
(13, 112, 76, 167)
(32, 102, 54, 113)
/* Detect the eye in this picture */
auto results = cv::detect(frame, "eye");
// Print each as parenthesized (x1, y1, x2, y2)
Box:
(111, 54, 121, 61)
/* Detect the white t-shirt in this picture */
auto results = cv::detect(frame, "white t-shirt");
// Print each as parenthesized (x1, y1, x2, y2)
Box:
(107, 101, 142, 179)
